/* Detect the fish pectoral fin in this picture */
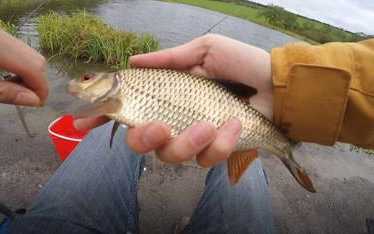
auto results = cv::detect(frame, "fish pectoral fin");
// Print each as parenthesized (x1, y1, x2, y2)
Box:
(227, 149, 258, 184)
(109, 121, 120, 148)
(281, 155, 316, 193)
(75, 98, 122, 119)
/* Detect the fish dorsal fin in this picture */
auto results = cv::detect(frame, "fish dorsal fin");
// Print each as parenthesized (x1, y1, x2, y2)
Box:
(227, 149, 258, 184)
(75, 98, 122, 119)
(219, 80, 257, 99)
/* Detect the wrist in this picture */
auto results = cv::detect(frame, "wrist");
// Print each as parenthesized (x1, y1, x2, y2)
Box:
(242, 46, 272, 93)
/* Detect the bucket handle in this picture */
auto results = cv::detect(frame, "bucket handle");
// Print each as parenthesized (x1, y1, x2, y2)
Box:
(48, 117, 83, 142)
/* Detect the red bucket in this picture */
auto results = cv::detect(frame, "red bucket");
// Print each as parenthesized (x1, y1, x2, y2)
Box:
(48, 115, 90, 161)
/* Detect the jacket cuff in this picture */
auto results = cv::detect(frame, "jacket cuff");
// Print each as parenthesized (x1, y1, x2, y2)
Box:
(271, 43, 352, 145)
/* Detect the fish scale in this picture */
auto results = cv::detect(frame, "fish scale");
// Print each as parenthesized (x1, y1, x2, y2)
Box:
(69, 68, 316, 192)
(115, 69, 279, 151)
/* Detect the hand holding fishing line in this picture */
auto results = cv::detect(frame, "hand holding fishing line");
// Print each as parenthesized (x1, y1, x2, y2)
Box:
(0, 30, 48, 106)
(75, 34, 273, 167)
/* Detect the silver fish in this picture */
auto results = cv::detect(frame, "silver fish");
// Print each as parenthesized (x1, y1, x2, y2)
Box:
(69, 68, 316, 192)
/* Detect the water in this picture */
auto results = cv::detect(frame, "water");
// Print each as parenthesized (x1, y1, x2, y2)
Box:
(96, 0, 297, 50)
(0, 0, 106, 23)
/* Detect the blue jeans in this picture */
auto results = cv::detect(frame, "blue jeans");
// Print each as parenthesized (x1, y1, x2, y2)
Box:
(8, 122, 274, 234)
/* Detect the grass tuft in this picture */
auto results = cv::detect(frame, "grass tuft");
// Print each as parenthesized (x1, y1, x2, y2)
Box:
(0, 19, 17, 36)
(37, 11, 159, 68)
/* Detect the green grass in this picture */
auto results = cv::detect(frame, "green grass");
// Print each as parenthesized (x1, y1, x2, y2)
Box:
(0, 19, 17, 36)
(0, 19, 18, 76)
(165, 0, 264, 25)
(37, 11, 159, 68)
(164, 0, 366, 43)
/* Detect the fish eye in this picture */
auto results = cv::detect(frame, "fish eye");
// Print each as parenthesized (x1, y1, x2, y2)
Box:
(80, 73, 95, 82)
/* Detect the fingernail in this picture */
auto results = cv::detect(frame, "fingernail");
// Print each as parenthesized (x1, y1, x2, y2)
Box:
(15, 92, 40, 106)
(128, 56, 138, 68)
(222, 118, 242, 136)
(189, 122, 215, 146)
(142, 124, 167, 148)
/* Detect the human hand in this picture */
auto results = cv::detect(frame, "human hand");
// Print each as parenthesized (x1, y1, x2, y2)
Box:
(0, 30, 48, 106)
(75, 34, 272, 167)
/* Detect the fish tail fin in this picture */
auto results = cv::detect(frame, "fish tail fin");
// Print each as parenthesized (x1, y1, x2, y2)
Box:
(281, 152, 316, 193)
(290, 140, 302, 150)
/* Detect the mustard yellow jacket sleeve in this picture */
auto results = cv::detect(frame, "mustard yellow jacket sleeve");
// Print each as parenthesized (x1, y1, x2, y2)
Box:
(271, 39, 374, 149)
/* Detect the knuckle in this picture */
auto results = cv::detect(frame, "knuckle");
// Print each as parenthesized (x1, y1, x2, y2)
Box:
(198, 34, 217, 51)
(186, 123, 216, 150)
(201, 33, 217, 42)
(186, 136, 201, 152)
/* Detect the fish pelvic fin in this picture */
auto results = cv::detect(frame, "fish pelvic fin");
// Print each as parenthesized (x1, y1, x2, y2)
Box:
(227, 149, 258, 184)
(109, 121, 120, 148)
(281, 152, 316, 193)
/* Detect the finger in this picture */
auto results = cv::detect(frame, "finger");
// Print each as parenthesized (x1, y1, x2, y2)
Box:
(197, 119, 241, 168)
(126, 121, 170, 154)
(129, 36, 209, 70)
(16, 54, 48, 105)
(157, 122, 216, 163)
(0, 30, 48, 104)
(189, 65, 209, 78)
(0, 80, 40, 106)
(73, 116, 109, 130)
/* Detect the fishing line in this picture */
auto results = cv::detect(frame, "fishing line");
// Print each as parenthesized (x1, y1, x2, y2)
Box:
(201, 15, 228, 35)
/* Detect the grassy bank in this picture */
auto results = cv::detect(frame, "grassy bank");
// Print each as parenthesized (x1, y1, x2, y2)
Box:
(37, 11, 159, 68)
(164, 0, 366, 43)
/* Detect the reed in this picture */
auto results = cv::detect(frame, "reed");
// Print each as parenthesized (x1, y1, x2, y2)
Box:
(37, 11, 159, 68)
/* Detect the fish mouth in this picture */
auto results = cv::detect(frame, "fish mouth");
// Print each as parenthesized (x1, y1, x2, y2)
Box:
(67, 81, 81, 96)
(67, 80, 92, 101)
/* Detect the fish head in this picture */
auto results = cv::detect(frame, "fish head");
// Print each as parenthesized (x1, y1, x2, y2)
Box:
(68, 72, 118, 103)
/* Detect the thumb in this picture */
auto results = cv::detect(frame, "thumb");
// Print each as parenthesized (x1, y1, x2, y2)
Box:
(0, 80, 41, 106)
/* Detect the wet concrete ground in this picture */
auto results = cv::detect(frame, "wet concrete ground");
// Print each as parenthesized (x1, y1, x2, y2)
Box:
(0, 0, 373, 233)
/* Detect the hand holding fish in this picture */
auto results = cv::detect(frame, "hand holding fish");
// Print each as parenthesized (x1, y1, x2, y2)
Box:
(0, 30, 48, 106)
(71, 34, 315, 192)
(74, 34, 272, 167)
